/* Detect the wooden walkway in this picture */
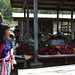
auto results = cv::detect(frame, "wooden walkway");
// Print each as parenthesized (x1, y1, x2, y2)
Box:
(18, 64, 75, 75)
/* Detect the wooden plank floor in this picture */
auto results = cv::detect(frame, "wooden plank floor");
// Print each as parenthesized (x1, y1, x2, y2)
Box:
(18, 64, 75, 75)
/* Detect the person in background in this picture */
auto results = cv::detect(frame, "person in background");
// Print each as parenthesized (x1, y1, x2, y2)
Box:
(13, 26, 20, 44)
(57, 28, 62, 34)
(0, 23, 16, 75)
(10, 34, 14, 41)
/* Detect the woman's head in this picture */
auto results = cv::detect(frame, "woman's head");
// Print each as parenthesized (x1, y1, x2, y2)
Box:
(0, 23, 11, 37)
(0, 23, 11, 44)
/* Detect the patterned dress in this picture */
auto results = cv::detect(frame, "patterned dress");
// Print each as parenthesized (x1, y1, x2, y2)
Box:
(0, 39, 13, 75)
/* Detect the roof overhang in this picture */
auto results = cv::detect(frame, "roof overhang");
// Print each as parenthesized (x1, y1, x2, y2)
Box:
(12, 13, 75, 21)
(10, 0, 75, 11)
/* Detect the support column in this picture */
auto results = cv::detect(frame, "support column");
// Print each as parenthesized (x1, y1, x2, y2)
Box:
(57, 9, 59, 33)
(61, 11, 63, 34)
(53, 20, 54, 34)
(31, 0, 43, 68)
(18, 19, 21, 34)
(18, 19, 23, 35)
(61, 21, 63, 30)
(21, 19, 23, 35)
(68, 21, 69, 33)
(71, 7, 73, 39)
(27, 0, 29, 42)
(34, 0, 38, 63)
(18, 20, 20, 30)
(23, 9, 26, 39)
(71, 9, 73, 30)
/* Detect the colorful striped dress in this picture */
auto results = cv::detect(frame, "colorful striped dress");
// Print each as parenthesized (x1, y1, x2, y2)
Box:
(0, 39, 13, 75)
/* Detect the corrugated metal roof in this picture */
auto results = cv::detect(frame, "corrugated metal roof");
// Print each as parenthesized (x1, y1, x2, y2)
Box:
(10, 0, 75, 11)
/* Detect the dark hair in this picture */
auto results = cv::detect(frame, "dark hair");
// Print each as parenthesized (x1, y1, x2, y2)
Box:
(0, 23, 11, 45)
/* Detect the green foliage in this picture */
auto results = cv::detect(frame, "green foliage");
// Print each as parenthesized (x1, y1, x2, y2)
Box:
(3, 19, 18, 25)
(0, 0, 23, 24)
(12, 8, 24, 13)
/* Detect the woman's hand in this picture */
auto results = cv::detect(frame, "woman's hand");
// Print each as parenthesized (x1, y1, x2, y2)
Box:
(11, 55, 15, 59)
(10, 55, 17, 64)
(10, 59, 17, 64)
(10, 49, 17, 64)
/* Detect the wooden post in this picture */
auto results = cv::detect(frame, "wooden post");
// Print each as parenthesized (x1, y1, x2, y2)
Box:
(71, 8, 73, 30)
(19, 19, 23, 35)
(68, 21, 69, 33)
(18, 19, 20, 33)
(61, 11, 63, 34)
(71, 7, 73, 39)
(27, 0, 29, 42)
(24, 9, 25, 35)
(53, 20, 54, 34)
(31, 0, 43, 68)
(40, 21, 42, 32)
(23, 9, 26, 39)
(22, 19, 23, 35)
(57, 9, 59, 33)
(33, 0, 38, 63)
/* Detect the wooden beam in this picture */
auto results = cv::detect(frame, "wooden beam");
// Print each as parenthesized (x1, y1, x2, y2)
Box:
(29, 2, 58, 6)
(12, 2, 23, 5)
(29, 2, 75, 9)
(59, 0, 67, 7)
(29, 0, 75, 7)
(11, 6, 23, 8)
(11, 1, 23, 4)
(23, 0, 27, 9)
(29, 0, 62, 4)
(29, 6, 75, 11)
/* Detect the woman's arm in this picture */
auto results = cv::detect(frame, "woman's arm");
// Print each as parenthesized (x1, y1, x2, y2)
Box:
(10, 49, 17, 64)
(10, 38, 15, 59)
(10, 49, 15, 59)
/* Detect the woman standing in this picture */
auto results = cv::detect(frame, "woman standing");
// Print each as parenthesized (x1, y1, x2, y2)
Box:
(0, 23, 16, 75)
